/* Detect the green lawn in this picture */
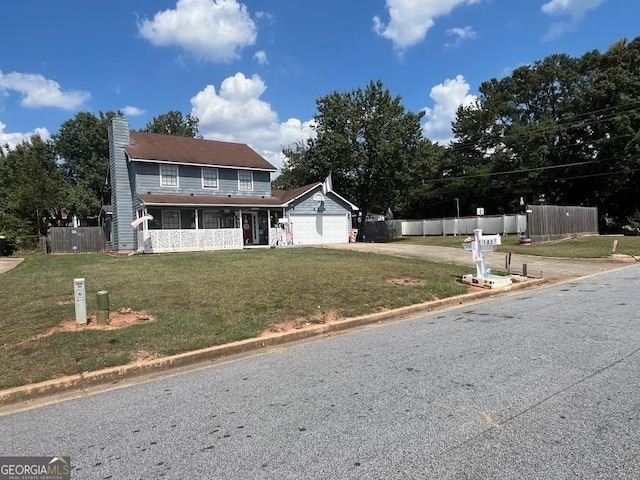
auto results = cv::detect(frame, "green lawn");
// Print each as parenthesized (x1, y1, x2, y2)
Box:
(0, 248, 469, 390)
(381, 235, 640, 258)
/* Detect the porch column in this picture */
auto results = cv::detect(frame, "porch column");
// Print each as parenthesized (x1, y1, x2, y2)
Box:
(142, 207, 149, 253)
(195, 208, 199, 230)
(267, 209, 272, 246)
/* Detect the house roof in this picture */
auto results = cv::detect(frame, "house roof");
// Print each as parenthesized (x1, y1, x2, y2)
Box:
(138, 182, 359, 211)
(125, 131, 277, 172)
(274, 182, 360, 211)
(138, 193, 286, 208)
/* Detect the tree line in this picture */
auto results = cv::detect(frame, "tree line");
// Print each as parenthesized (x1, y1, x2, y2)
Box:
(0, 111, 198, 248)
(2, 36, 639, 248)
(276, 37, 640, 236)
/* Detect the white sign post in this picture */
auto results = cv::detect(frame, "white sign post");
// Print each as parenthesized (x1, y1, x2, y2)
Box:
(74, 277, 87, 325)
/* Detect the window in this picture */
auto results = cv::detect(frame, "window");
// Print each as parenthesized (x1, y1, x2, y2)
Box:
(238, 170, 253, 191)
(202, 211, 220, 229)
(160, 164, 178, 187)
(202, 168, 218, 189)
(162, 210, 180, 229)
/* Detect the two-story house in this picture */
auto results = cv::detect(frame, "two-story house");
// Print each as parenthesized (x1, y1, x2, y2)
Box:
(107, 116, 358, 254)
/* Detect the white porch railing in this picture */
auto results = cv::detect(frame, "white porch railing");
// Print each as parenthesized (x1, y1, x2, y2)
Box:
(137, 229, 244, 253)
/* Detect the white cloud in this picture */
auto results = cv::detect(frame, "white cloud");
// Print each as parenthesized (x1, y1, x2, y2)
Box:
(0, 71, 89, 109)
(445, 26, 477, 47)
(541, 0, 605, 19)
(190, 73, 314, 170)
(0, 121, 51, 153)
(541, 0, 606, 40)
(138, 0, 257, 63)
(373, 0, 480, 52)
(255, 11, 272, 22)
(121, 106, 146, 116)
(254, 50, 268, 65)
(422, 75, 476, 145)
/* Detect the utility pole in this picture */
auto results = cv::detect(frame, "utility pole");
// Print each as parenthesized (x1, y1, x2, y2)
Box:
(455, 197, 460, 218)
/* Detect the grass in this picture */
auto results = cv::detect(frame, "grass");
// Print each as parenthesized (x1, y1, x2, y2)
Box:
(380, 235, 640, 258)
(0, 248, 470, 390)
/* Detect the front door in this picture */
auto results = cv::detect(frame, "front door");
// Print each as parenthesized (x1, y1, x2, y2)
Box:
(242, 213, 256, 244)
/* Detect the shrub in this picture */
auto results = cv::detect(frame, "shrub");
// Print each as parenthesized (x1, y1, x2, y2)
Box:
(622, 210, 640, 236)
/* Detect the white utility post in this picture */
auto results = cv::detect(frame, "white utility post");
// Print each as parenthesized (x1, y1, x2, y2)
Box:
(74, 277, 87, 325)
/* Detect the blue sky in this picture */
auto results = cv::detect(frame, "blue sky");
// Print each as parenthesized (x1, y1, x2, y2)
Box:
(0, 0, 637, 170)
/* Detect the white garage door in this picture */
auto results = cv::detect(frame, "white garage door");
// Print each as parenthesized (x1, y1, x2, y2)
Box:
(290, 214, 349, 245)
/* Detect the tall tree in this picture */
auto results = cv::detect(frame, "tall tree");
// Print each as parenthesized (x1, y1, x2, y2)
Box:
(0, 136, 67, 235)
(449, 38, 640, 227)
(54, 111, 119, 221)
(578, 38, 640, 227)
(279, 80, 425, 237)
(141, 110, 199, 137)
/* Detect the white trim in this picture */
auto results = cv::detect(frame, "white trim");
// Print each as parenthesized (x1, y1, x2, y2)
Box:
(143, 201, 280, 208)
(201, 167, 219, 189)
(160, 164, 179, 187)
(328, 190, 359, 211)
(238, 170, 254, 191)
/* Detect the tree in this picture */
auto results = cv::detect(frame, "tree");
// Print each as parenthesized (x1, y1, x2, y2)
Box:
(272, 140, 318, 190)
(280, 80, 425, 238)
(448, 38, 640, 228)
(577, 38, 640, 228)
(0, 136, 67, 235)
(54, 111, 120, 221)
(141, 110, 199, 137)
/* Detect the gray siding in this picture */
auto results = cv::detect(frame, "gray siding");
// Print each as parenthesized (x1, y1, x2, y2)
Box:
(286, 187, 353, 215)
(134, 162, 271, 197)
(108, 117, 135, 252)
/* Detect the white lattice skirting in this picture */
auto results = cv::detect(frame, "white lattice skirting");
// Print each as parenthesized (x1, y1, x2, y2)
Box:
(138, 229, 244, 253)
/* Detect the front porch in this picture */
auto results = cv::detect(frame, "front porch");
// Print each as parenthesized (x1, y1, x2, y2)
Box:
(136, 206, 283, 253)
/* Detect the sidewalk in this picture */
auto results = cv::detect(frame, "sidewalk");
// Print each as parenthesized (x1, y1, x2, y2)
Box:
(0, 257, 23, 274)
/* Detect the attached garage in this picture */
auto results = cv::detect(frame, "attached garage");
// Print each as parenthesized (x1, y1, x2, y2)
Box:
(290, 213, 350, 245)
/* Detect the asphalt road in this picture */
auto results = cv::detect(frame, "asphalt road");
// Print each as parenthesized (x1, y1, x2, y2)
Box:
(1, 264, 639, 479)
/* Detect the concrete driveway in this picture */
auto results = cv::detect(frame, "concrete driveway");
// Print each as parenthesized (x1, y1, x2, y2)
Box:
(0, 257, 23, 274)
(319, 242, 636, 281)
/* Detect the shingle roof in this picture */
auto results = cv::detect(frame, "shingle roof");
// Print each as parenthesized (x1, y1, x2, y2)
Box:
(139, 193, 286, 208)
(137, 183, 321, 208)
(125, 131, 277, 171)
(138, 182, 359, 211)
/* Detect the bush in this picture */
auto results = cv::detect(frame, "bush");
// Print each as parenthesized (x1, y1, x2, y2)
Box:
(0, 233, 17, 256)
(622, 210, 640, 236)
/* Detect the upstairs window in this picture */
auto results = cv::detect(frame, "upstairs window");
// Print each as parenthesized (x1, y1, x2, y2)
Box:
(160, 164, 178, 187)
(238, 170, 253, 191)
(202, 167, 218, 189)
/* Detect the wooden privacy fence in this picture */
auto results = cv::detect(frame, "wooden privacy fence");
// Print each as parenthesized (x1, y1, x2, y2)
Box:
(527, 205, 598, 242)
(48, 227, 107, 253)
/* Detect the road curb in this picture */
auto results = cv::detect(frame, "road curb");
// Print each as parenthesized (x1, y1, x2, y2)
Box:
(0, 277, 547, 408)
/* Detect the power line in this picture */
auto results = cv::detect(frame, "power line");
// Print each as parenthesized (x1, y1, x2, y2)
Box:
(426, 159, 603, 183)
(447, 101, 640, 153)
